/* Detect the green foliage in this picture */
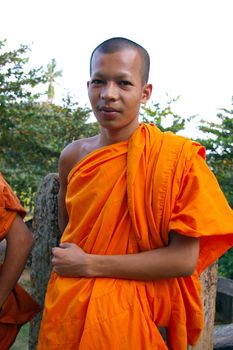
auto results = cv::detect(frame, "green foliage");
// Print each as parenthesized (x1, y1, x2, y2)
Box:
(197, 101, 233, 207)
(0, 40, 99, 212)
(45, 58, 63, 103)
(0, 39, 46, 209)
(1, 97, 99, 212)
(218, 249, 233, 279)
(0, 39, 46, 102)
(141, 96, 187, 133)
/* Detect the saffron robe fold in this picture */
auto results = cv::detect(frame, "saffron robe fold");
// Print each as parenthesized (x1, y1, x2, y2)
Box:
(38, 124, 233, 350)
(0, 175, 40, 350)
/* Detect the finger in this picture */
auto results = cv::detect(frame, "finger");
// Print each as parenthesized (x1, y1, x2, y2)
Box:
(51, 256, 57, 265)
(51, 247, 57, 255)
(52, 247, 61, 256)
(52, 245, 67, 256)
(59, 242, 71, 249)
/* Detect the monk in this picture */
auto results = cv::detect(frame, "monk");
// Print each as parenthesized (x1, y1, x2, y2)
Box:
(37, 37, 233, 349)
(0, 174, 40, 350)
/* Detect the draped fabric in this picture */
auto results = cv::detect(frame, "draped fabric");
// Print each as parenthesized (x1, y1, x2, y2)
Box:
(0, 175, 40, 350)
(0, 174, 26, 241)
(38, 124, 233, 349)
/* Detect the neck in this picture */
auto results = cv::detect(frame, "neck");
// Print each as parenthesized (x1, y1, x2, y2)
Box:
(99, 121, 140, 146)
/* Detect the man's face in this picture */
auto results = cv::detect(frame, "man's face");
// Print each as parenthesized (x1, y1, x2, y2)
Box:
(87, 49, 152, 132)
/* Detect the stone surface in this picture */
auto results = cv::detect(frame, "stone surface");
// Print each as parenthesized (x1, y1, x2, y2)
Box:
(29, 173, 61, 350)
(214, 324, 233, 349)
(0, 239, 6, 262)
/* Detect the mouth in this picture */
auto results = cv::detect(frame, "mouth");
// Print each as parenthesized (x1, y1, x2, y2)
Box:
(97, 106, 121, 120)
(99, 106, 120, 113)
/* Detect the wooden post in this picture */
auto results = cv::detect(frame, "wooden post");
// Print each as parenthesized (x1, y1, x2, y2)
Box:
(189, 263, 218, 350)
(29, 173, 219, 349)
(29, 173, 61, 350)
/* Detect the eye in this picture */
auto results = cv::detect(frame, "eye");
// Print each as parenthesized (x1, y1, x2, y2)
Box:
(91, 79, 104, 85)
(119, 80, 132, 87)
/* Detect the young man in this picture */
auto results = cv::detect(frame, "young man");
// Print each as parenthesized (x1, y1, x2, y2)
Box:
(38, 37, 233, 349)
(0, 174, 40, 350)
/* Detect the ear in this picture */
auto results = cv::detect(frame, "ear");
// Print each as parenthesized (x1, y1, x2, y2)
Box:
(141, 84, 152, 104)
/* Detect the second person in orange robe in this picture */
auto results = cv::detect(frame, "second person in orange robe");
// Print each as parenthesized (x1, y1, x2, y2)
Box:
(0, 175, 40, 350)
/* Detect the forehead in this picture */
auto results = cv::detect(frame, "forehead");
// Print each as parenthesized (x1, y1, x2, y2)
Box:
(91, 49, 143, 78)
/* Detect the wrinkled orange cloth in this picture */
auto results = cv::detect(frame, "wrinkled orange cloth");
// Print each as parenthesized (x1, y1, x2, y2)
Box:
(0, 174, 40, 350)
(38, 124, 233, 350)
(0, 175, 26, 241)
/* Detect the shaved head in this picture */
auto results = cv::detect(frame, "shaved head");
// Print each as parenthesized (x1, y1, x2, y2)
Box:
(90, 37, 150, 84)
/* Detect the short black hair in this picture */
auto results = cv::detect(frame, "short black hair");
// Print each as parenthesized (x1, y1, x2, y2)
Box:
(90, 37, 150, 84)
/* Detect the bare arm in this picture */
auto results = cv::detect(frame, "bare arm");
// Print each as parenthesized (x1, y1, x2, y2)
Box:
(0, 215, 34, 307)
(58, 137, 101, 232)
(57, 149, 71, 232)
(52, 232, 200, 280)
(57, 141, 84, 232)
(58, 181, 69, 233)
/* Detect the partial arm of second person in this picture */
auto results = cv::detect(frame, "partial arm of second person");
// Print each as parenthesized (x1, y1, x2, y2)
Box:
(0, 215, 34, 307)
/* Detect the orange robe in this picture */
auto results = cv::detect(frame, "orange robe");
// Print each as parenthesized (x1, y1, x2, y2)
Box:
(0, 175, 40, 350)
(38, 124, 233, 350)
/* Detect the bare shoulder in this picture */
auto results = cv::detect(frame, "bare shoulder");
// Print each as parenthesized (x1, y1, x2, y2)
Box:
(59, 135, 100, 176)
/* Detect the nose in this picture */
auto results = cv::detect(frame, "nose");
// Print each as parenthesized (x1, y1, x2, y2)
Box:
(100, 82, 118, 100)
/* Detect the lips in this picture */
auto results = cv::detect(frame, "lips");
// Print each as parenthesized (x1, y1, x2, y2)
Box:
(99, 106, 119, 113)
(97, 106, 121, 120)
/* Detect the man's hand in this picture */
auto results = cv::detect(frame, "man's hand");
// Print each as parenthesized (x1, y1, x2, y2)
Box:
(52, 243, 90, 277)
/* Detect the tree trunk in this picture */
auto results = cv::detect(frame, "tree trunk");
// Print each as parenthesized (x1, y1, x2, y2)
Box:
(29, 173, 61, 350)
(189, 262, 218, 350)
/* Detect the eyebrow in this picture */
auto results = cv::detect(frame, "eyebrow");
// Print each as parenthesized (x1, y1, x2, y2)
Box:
(91, 72, 132, 80)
